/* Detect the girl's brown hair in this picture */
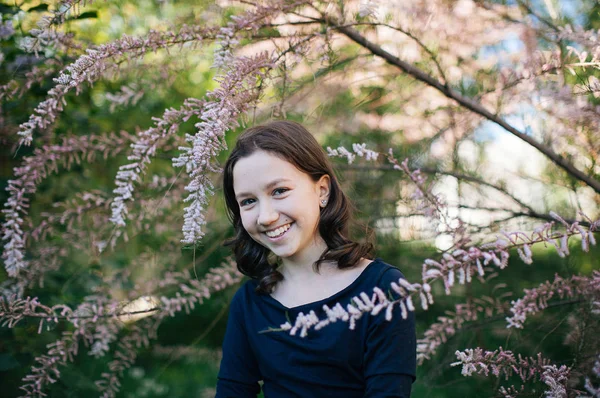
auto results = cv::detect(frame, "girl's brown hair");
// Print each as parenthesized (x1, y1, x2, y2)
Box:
(222, 120, 374, 294)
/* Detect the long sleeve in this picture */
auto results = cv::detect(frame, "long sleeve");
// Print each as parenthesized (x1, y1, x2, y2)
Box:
(363, 268, 417, 398)
(215, 287, 262, 398)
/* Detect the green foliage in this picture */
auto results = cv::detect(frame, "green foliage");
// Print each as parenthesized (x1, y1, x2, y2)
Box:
(1, 0, 599, 397)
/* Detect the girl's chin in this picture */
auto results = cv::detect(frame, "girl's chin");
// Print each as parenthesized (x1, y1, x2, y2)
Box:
(271, 244, 305, 260)
(270, 246, 294, 258)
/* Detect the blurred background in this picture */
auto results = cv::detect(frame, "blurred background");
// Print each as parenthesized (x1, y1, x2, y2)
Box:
(1, 0, 599, 396)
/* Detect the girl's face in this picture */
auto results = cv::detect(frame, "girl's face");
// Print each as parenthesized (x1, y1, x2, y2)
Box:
(232, 150, 330, 264)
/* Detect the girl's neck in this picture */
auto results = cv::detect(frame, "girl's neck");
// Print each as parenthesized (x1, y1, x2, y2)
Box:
(278, 239, 335, 283)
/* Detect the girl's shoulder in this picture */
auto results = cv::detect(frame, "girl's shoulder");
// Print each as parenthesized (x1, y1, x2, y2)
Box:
(342, 257, 407, 299)
(366, 257, 407, 284)
(225, 278, 259, 315)
(371, 258, 409, 301)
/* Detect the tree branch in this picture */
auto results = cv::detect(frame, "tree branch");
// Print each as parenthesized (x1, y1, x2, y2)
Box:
(339, 163, 537, 215)
(328, 23, 600, 194)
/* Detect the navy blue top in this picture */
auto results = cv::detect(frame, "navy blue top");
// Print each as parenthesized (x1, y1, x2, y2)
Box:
(216, 258, 416, 398)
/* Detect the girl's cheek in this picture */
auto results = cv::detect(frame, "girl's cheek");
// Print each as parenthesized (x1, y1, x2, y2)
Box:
(244, 209, 260, 229)
(240, 213, 253, 232)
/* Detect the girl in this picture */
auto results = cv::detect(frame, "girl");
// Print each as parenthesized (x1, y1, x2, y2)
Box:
(216, 121, 416, 397)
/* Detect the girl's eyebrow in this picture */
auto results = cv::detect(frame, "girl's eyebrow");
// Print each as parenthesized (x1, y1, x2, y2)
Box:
(235, 178, 293, 200)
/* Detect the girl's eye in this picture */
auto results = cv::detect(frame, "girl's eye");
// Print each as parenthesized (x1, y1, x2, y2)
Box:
(240, 198, 255, 207)
(273, 188, 289, 196)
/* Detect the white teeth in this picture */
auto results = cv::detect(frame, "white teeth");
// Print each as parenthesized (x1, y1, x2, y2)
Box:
(265, 223, 292, 238)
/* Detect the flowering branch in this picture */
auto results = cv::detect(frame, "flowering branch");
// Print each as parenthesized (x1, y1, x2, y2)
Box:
(0, 258, 243, 326)
(506, 272, 600, 329)
(417, 295, 506, 365)
(329, 145, 459, 235)
(21, 0, 93, 54)
(583, 354, 600, 397)
(15, 25, 219, 147)
(172, 54, 273, 244)
(327, 147, 599, 323)
(94, 324, 149, 398)
(18, 296, 121, 397)
(327, 21, 600, 194)
(11, 258, 243, 396)
(2, 132, 133, 277)
(451, 348, 571, 397)
(109, 98, 206, 228)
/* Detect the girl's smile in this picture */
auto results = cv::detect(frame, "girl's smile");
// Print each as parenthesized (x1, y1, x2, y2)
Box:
(264, 222, 294, 240)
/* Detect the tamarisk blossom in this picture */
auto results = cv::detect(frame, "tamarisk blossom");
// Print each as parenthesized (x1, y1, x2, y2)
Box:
(358, 0, 379, 18)
(15, 25, 218, 147)
(275, 286, 409, 337)
(104, 83, 144, 112)
(328, 145, 454, 231)
(213, 0, 311, 68)
(417, 272, 600, 364)
(31, 190, 110, 242)
(496, 49, 562, 92)
(0, 257, 241, 331)
(0, 13, 14, 39)
(18, 295, 121, 397)
(95, 325, 149, 398)
(110, 99, 206, 228)
(1, 132, 132, 277)
(451, 348, 570, 398)
(276, 204, 596, 342)
(15, 0, 308, 147)
(560, 27, 600, 75)
(0, 58, 64, 109)
(12, 258, 242, 397)
(506, 272, 600, 329)
(272, 279, 422, 338)
(108, 10, 244, 229)
(584, 354, 600, 397)
(327, 143, 379, 164)
(173, 54, 273, 244)
(417, 295, 506, 364)
(95, 258, 243, 398)
(21, 0, 93, 54)
(20, 14, 82, 55)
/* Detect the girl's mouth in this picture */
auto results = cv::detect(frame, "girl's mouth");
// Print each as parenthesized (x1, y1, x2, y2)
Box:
(265, 222, 293, 241)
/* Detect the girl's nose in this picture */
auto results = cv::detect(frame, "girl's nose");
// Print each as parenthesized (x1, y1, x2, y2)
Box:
(257, 203, 278, 226)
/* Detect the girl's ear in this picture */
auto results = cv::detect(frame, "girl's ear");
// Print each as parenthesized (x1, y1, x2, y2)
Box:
(317, 174, 331, 201)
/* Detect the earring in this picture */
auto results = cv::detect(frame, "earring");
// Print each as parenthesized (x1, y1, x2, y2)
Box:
(321, 199, 327, 206)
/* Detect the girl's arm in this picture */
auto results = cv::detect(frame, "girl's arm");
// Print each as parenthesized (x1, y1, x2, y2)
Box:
(363, 268, 417, 398)
(216, 287, 262, 398)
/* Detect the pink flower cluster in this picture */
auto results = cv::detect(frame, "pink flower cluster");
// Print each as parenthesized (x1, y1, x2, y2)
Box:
(417, 296, 505, 364)
(506, 272, 600, 329)
(8, 258, 242, 397)
(277, 286, 410, 337)
(16, 25, 219, 147)
(2, 133, 132, 278)
(451, 348, 570, 397)
(584, 354, 600, 397)
(173, 54, 273, 244)
(110, 98, 207, 228)
(22, 1, 93, 54)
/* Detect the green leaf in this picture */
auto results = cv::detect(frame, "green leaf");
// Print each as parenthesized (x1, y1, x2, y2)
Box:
(27, 4, 49, 12)
(73, 11, 98, 20)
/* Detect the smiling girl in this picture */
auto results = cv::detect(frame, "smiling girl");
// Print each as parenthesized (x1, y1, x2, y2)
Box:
(216, 121, 416, 397)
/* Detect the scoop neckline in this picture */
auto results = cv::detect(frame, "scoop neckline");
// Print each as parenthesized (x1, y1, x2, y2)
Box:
(264, 258, 383, 311)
